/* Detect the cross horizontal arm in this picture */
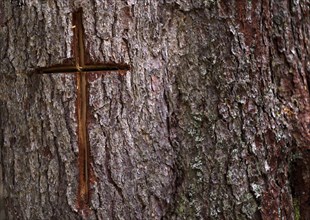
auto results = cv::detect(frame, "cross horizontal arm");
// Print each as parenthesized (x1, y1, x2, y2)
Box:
(39, 63, 130, 74)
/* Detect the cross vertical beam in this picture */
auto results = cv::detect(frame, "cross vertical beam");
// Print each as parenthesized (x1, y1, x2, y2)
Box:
(38, 8, 130, 209)
(73, 9, 89, 206)
(76, 71, 89, 204)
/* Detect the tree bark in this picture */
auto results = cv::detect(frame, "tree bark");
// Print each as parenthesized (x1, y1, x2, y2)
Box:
(0, 0, 309, 219)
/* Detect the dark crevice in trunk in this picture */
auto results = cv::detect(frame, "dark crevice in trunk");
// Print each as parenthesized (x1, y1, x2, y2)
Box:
(289, 150, 310, 220)
(0, 102, 6, 220)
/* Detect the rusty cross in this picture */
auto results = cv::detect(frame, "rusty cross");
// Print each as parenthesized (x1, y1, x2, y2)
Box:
(38, 8, 129, 208)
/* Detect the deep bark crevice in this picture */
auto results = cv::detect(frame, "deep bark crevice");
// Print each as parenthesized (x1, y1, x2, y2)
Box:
(290, 150, 310, 219)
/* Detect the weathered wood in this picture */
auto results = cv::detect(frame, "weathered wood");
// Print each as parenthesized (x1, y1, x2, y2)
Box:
(0, 0, 309, 219)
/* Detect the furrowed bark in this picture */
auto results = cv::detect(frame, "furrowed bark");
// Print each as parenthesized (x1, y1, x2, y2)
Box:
(0, 0, 309, 219)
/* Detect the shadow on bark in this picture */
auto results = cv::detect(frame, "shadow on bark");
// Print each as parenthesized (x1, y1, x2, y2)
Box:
(290, 150, 310, 220)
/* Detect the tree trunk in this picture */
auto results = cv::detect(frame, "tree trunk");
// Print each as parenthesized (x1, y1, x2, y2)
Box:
(0, 0, 309, 219)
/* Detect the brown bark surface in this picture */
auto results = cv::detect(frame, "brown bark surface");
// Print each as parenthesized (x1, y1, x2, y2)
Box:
(0, 0, 309, 219)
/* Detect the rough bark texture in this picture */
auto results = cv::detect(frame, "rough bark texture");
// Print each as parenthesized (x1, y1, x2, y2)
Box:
(0, 0, 309, 219)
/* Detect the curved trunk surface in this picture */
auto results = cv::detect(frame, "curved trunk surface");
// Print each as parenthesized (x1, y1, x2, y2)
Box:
(0, 0, 309, 219)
